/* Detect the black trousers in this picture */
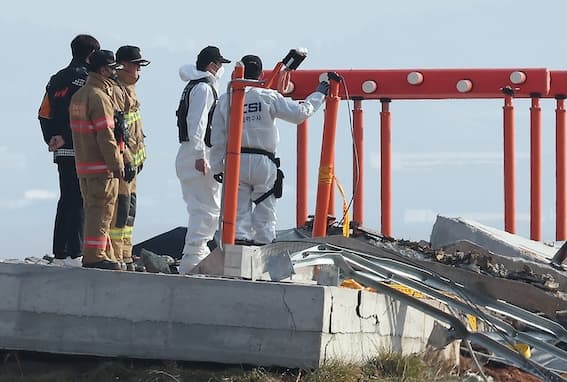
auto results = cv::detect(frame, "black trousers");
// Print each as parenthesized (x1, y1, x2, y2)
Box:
(53, 159, 84, 259)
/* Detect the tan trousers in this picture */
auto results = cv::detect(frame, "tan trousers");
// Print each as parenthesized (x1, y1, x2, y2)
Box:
(79, 176, 118, 264)
(110, 178, 136, 263)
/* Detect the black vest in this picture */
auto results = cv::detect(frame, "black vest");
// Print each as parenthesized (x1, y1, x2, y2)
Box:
(176, 77, 218, 146)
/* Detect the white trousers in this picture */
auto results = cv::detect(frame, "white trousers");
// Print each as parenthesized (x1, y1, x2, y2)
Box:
(175, 143, 220, 272)
(236, 154, 277, 244)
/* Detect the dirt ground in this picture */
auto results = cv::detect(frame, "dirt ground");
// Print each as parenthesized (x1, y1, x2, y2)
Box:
(483, 364, 543, 382)
(461, 357, 566, 382)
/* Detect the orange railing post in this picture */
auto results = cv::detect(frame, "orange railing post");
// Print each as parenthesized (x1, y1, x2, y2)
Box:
(502, 87, 516, 234)
(263, 62, 284, 89)
(556, 97, 567, 240)
(352, 99, 364, 225)
(380, 99, 392, 237)
(296, 120, 308, 227)
(221, 64, 246, 245)
(313, 77, 341, 237)
(221, 49, 309, 242)
(530, 94, 542, 241)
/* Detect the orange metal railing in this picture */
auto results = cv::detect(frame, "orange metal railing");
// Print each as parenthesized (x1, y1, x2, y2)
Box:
(352, 99, 364, 225)
(224, 67, 567, 242)
(502, 87, 516, 234)
(312, 77, 341, 237)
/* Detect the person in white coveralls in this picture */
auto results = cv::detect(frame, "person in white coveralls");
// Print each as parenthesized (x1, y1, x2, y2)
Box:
(210, 54, 329, 245)
(175, 46, 230, 274)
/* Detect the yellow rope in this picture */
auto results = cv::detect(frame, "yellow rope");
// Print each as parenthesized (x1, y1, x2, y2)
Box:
(334, 175, 350, 238)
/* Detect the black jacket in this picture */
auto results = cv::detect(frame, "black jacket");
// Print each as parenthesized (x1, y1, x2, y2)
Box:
(38, 58, 89, 162)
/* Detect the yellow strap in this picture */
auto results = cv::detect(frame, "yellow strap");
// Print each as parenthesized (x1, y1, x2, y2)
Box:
(318, 165, 334, 184)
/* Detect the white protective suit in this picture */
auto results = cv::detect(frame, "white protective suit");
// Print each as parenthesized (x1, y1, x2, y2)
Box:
(175, 64, 222, 273)
(210, 87, 326, 244)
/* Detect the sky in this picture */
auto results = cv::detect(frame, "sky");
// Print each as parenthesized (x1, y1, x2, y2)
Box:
(0, 0, 566, 259)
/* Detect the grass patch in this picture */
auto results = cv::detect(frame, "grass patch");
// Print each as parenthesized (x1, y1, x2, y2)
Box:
(0, 351, 459, 382)
(303, 359, 363, 382)
(365, 351, 425, 381)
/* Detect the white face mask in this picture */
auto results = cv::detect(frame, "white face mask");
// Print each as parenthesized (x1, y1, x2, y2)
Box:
(215, 66, 225, 80)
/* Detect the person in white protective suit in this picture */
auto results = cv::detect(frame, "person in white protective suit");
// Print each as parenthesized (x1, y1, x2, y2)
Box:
(175, 46, 230, 274)
(210, 55, 329, 244)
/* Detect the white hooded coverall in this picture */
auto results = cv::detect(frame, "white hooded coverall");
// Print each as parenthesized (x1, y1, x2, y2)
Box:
(210, 87, 325, 244)
(175, 64, 221, 272)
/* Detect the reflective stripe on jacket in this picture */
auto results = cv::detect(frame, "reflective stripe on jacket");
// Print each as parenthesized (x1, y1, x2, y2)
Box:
(117, 70, 146, 168)
(70, 72, 123, 177)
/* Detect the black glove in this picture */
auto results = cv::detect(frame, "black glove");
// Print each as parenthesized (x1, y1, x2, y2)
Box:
(213, 172, 224, 183)
(124, 163, 136, 183)
(137, 163, 143, 174)
(316, 81, 330, 96)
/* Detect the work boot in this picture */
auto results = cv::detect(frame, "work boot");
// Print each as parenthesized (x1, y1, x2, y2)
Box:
(82, 260, 121, 270)
(124, 262, 136, 272)
(178, 253, 206, 275)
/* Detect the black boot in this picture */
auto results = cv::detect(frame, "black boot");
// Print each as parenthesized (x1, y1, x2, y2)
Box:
(82, 260, 121, 270)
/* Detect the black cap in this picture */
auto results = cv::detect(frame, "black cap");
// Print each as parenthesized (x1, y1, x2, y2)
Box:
(87, 50, 122, 72)
(241, 55, 263, 79)
(116, 45, 150, 66)
(197, 46, 231, 67)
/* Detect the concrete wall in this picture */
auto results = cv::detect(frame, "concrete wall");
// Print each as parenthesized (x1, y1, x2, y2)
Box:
(321, 288, 458, 363)
(0, 262, 458, 368)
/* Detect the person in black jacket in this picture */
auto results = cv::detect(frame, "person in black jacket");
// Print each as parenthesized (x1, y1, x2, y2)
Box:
(38, 34, 100, 266)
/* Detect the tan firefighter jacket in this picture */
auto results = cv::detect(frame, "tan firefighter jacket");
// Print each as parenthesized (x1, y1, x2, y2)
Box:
(69, 72, 124, 177)
(116, 70, 146, 169)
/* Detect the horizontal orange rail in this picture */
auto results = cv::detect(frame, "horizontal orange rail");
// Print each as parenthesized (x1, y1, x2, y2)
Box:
(263, 68, 563, 100)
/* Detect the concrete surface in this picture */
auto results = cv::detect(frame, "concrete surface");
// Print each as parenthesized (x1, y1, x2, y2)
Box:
(430, 215, 558, 263)
(223, 244, 294, 281)
(196, 243, 338, 286)
(0, 261, 458, 368)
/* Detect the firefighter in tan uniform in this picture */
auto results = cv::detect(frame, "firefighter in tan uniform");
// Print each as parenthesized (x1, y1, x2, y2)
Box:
(69, 50, 125, 270)
(109, 45, 150, 271)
